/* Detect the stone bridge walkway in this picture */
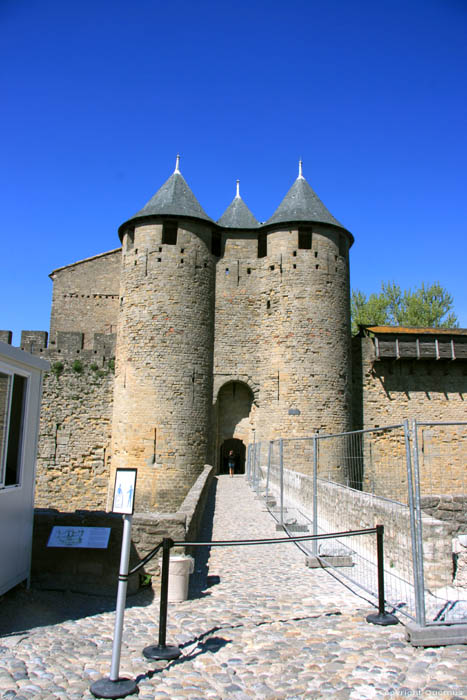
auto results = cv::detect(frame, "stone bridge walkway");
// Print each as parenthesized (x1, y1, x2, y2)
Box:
(1, 475, 466, 699)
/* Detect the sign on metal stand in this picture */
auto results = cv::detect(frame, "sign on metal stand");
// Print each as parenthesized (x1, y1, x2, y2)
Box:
(91, 468, 138, 699)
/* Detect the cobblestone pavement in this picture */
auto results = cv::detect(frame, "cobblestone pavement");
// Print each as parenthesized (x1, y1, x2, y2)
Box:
(1, 475, 466, 700)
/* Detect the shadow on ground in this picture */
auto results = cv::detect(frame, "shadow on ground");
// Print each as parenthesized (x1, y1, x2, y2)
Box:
(1, 478, 220, 636)
(188, 477, 219, 599)
(0, 582, 155, 637)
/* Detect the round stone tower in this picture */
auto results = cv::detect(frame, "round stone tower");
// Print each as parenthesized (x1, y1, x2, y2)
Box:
(256, 162, 354, 452)
(112, 158, 216, 512)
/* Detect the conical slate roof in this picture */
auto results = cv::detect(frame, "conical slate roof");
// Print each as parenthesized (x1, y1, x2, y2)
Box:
(266, 169, 345, 230)
(218, 182, 259, 228)
(119, 160, 213, 237)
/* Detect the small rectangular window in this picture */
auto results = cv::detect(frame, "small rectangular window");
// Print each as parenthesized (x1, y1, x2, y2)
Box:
(258, 233, 267, 258)
(0, 372, 27, 487)
(162, 221, 178, 245)
(298, 227, 312, 249)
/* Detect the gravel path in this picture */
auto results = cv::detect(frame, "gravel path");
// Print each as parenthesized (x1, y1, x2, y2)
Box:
(1, 475, 466, 699)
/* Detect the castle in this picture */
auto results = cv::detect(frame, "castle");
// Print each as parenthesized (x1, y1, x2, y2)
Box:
(3, 157, 466, 515)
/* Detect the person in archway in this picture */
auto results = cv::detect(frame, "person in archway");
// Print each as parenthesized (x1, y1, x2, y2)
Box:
(227, 449, 237, 478)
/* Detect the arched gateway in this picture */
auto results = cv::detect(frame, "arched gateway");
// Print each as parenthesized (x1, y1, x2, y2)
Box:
(214, 381, 254, 474)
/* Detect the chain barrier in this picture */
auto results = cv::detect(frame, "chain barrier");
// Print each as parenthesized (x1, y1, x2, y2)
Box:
(142, 526, 395, 663)
(91, 524, 396, 698)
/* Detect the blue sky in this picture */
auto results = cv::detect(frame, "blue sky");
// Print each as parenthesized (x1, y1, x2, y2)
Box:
(2, 0, 466, 344)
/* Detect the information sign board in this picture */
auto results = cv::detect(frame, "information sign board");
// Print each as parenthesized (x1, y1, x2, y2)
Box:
(112, 468, 137, 515)
(47, 526, 111, 549)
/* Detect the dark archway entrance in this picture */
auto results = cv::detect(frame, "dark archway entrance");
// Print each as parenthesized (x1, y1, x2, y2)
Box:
(215, 381, 254, 474)
(219, 438, 246, 475)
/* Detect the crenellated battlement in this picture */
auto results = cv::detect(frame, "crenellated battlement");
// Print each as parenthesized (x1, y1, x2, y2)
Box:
(0, 330, 116, 361)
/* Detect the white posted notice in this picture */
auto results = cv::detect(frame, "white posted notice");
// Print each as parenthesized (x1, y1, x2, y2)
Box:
(47, 526, 111, 549)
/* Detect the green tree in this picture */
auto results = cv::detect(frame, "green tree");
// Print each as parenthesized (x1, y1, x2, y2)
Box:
(351, 282, 458, 335)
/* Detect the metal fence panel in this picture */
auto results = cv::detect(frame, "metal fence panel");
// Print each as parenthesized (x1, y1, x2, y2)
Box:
(413, 421, 467, 627)
(247, 422, 467, 628)
(315, 426, 418, 622)
(250, 427, 419, 622)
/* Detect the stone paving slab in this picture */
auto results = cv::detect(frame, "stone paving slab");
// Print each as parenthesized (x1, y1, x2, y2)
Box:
(1, 475, 467, 699)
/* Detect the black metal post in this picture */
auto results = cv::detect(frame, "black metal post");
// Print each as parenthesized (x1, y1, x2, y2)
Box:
(366, 525, 399, 626)
(158, 537, 170, 647)
(143, 538, 181, 660)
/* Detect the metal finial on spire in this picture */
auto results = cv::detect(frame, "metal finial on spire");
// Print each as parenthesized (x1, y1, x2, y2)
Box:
(298, 159, 304, 179)
(236, 179, 240, 198)
(174, 153, 181, 174)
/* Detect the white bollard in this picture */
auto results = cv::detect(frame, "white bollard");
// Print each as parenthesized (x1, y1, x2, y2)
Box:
(159, 555, 195, 602)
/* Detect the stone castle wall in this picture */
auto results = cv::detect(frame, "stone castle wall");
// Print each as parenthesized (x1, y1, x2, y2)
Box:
(213, 224, 351, 481)
(12, 330, 116, 511)
(352, 336, 467, 428)
(32, 465, 214, 594)
(420, 495, 467, 537)
(352, 335, 467, 499)
(213, 231, 261, 465)
(49, 249, 121, 349)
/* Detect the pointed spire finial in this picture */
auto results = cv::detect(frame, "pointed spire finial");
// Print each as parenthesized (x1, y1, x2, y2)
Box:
(298, 159, 304, 179)
(174, 153, 181, 174)
(236, 179, 240, 198)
